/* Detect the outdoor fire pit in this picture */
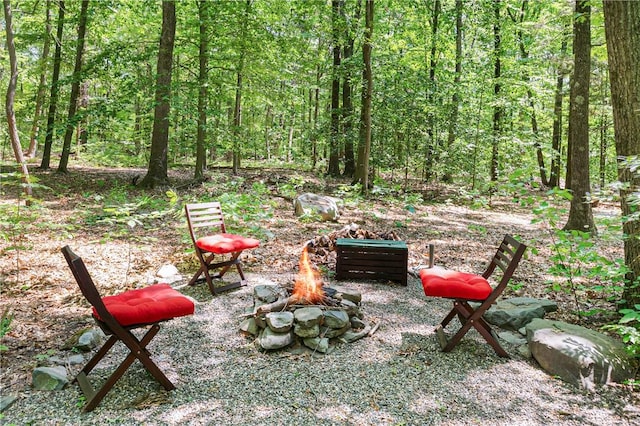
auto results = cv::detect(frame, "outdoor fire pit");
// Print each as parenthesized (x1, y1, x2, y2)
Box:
(239, 245, 378, 353)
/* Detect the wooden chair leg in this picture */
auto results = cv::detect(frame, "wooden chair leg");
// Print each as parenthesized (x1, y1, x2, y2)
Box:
(440, 305, 459, 328)
(77, 324, 175, 412)
(436, 301, 509, 357)
(78, 335, 118, 376)
(469, 317, 509, 358)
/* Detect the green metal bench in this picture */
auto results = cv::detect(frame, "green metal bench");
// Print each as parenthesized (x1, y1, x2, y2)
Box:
(335, 238, 408, 286)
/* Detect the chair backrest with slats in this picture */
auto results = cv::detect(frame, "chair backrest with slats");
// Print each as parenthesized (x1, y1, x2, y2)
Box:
(185, 202, 227, 243)
(481, 235, 527, 298)
(62, 246, 117, 329)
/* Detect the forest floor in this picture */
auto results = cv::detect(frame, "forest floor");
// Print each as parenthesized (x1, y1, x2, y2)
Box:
(0, 165, 637, 424)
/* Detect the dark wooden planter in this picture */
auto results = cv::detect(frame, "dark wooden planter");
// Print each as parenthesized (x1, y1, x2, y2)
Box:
(335, 238, 408, 286)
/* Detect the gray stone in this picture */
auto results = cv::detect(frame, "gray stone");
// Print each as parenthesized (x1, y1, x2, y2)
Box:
(340, 327, 371, 343)
(75, 329, 105, 352)
(517, 344, 532, 359)
(498, 330, 527, 346)
(293, 193, 340, 221)
(483, 297, 558, 330)
(49, 355, 85, 366)
(294, 323, 320, 338)
(156, 264, 179, 278)
(152, 264, 182, 284)
(323, 310, 350, 329)
(320, 323, 351, 339)
(303, 337, 330, 353)
(258, 328, 294, 350)
(240, 317, 260, 336)
(32, 366, 68, 390)
(254, 285, 282, 304)
(254, 314, 266, 329)
(526, 319, 637, 391)
(0, 395, 17, 412)
(266, 311, 294, 333)
(293, 307, 323, 327)
(350, 316, 367, 330)
(337, 291, 362, 304)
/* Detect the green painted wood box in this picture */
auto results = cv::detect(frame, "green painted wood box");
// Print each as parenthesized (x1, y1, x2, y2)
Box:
(335, 238, 408, 286)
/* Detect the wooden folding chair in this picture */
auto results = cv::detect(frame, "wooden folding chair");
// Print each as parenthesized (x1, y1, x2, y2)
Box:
(185, 202, 260, 295)
(419, 235, 527, 358)
(61, 246, 195, 412)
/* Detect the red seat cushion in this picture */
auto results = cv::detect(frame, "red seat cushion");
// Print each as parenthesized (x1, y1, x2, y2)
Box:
(94, 284, 195, 326)
(420, 267, 492, 300)
(196, 233, 260, 254)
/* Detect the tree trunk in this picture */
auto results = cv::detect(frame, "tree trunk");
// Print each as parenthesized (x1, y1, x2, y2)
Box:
(232, 0, 251, 175)
(424, 0, 440, 181)
(77, 81, 89, 148)
(58, 0, 89, 173)
(549, 31, 568, 188)
(26, 0, 52, 159)
(563, 0, 595, 233)
(354, 0, 373, 194)
(312, 63, 321, 170)
(139, 0, 176, 188)
(264, 104, 272, 160)
(598, 72, 609, 189)
(3, 0, 33, 200)
(490, 0, 502, 183)
(442, 0, 462, 184)
(195, 0, 209, 181)
(342, 0, 361, 178)
(40, 0, 65, 170)
(328, 0, 342, 177)
(511, 0, 548, 186)
(603, 0, 640, 307)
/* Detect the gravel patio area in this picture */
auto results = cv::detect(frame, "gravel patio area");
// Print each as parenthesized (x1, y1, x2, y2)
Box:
(3, 273, 638, 426)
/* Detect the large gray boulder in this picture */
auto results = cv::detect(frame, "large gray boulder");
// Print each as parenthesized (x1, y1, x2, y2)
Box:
(526, 318, 637, 391)
(293, 193, 339, 221)
(483, 297, 558, 331)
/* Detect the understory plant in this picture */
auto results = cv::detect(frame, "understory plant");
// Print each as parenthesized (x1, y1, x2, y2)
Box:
(0, 308, 13, 352)
(602, 305, 640, 359)
(530, 187, 628, 319)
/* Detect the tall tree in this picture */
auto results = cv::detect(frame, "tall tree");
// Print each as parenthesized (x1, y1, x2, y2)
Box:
(490, 0, 502, 182)
(3, 0, 33, 199)
(26, 0, 52, 159)
(58, 0, 89, 173)
(549, 27, 569, 188)
(40, 0, 65, 170)
(194, 0, 209, 181)
(354, 0, 373, 193)
(442, 0, 462, 183)
(424, 0, 440, 181)
(232, 0, 251, 175)
(327, 0, 342, 177)
(341, 0, 362, 178)
(139, 0, 176, 188)
(563, 0, 595, 233)
(509, 0, 547, 186)
(603, 0, 640, 306)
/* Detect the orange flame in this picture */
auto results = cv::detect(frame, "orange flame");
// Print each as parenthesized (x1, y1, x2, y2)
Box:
(291, 245, 325, 304)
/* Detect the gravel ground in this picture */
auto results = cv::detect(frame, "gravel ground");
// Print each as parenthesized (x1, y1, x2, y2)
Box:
(2, 273, 639, 426)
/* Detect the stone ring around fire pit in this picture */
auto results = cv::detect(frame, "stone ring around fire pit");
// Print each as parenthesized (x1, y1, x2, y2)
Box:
(240, 284, 378, 354)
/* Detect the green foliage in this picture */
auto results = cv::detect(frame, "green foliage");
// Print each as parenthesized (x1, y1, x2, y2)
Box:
(531, 188, 627, 318)
(84, 184, 180, 231)
(277, 174, 307, 199)
(602, 304, 640, 359)
(0, 309, 13, 352)
(190, 178, 274, 240)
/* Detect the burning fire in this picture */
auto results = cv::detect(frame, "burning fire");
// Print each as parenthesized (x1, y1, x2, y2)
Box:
(291, 245, 325, 304)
